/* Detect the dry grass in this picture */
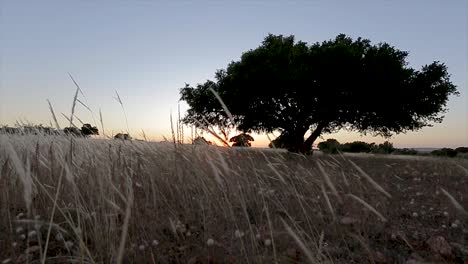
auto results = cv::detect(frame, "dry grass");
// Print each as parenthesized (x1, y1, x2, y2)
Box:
(0, 133, 467, 263)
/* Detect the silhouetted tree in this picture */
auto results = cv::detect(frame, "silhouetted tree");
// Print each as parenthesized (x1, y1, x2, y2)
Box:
(63, 127, 82, 136)
(317, 139, 341, 154)
(455, 147, 468, 153)
(375, 141, 395, 154)
(180, 34, 458, 153)
(268, 134, 289, 149)
(341, 141, 375, 153)
(431, 148, 457, 157)
(393, 148, 418, 155)
(229, 133, 254, 147)
(81, 124, 99, 137)
(114, 133, 131, 140)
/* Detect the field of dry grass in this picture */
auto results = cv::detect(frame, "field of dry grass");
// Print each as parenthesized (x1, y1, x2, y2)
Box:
(1, 134, 467, 263)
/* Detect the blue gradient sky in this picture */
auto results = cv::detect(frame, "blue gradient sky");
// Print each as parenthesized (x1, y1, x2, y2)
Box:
(1, 0, 467, 148)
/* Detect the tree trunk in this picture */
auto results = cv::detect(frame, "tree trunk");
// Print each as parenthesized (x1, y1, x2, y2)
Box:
(300, 122, 328, 154)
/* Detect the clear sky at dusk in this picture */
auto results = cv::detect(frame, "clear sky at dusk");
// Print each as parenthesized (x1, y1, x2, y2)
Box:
(1, 0, 467, 148)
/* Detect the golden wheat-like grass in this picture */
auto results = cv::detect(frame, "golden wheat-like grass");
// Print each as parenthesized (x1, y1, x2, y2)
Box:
(1, 133, 467, 263)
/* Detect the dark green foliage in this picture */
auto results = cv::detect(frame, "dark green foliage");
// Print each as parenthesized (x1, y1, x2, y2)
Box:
(229, 133, 254, 147)
(63, 127, 83, 136)
(393, 148, 418, 155)
(372, 141, 395, 154)
(180, 34, 458, 153)
(455, 147, 468, 153)
(431, 148, 458, 157)
(114, 133, 131, 140)
(317, 139, 395, 154)
(341, 141, 375, 153)
(317, 139, 341, 154)
(64, 124, 98, 137)
(81, 124, 99, 136)
(268, 134, 289, 149)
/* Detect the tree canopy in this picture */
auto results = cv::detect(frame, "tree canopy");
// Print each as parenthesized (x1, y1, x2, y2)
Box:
(81, 124, 99, 136)
(180, 34, 458, 153)
(63, 124, 99, 137)
(229, 133, 254, 147)
(114, 133, 131, 140)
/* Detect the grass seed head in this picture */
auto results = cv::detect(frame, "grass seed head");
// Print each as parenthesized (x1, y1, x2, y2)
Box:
(207, 238, 215, 246)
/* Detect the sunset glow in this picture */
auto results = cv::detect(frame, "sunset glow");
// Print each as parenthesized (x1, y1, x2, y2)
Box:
(1, 0, 466, 148)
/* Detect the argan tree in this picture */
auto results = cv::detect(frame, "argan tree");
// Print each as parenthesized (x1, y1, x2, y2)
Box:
(229, 133, 254, 147)
(114, 133, 131, 140)
(180, 34, 458, 153)
(81, 124, 99, 137)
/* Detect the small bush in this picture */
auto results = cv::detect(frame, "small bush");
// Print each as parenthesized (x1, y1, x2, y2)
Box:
(114, 133, 132, 140)
(455, 147, 468, 153)
(63, 127, 83, 137)
(371, 141, 395, 154)
(431, 148, 457, 158)
(317, 139, 341, 154)
(341, 141, 374, 153)
(393, 148, 418, 155)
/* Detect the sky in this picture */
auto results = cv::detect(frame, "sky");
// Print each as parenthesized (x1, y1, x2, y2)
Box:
(0, 0, 467, 148)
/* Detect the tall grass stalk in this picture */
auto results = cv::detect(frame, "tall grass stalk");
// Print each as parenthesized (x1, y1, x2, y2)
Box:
(99, 108, 107, 138)
(208, 87, 234, 125)
(4, 139, 33, 215)
(320, 183, 335, 219)
(47, 99, 61, 130)
(41, 159, 65, 264)
(348, 193, 387, 222)
(281, 218, 317, 263)
(316, 160, 341, 202)
(61, 113, 78, 128)
(116, 175, 134, 264)
(68, 73, 81, 128)
(440, 187, 468, 217)
(1, 132, 466, 263)
(114, 91, 130, 134)
(348, 160, 391, 198)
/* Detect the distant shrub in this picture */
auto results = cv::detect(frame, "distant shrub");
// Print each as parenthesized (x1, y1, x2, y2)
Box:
(393, 148, 418, 155)
(81, 124, 99, 136)
(431, 148, 457, 158)
(64, 124, 99, 137)
(318, 140, 395, 154)
(63, 127, 83, 137)
(114, 133, 132, 140)
(455, 147, 468, 153)
(371, 141, 395, 154)
(317, 139, 341, 154)
(340, 141, 374, 153)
